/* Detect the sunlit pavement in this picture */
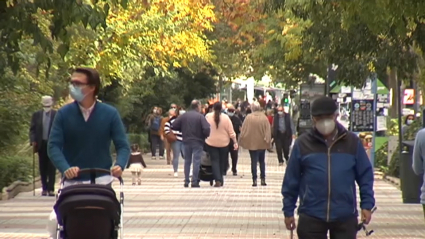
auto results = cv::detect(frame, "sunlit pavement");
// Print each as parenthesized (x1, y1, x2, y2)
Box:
(0, 149, 424, 239)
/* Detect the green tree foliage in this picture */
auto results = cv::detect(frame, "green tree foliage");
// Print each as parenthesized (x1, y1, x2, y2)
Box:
(0, 0, 218, 154)
(263, 0, 425, 87)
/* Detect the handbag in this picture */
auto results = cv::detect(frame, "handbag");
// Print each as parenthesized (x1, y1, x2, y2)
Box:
(165, 131, 177, 143)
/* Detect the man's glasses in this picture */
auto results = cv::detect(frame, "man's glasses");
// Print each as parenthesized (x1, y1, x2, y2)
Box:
(70, 81, 89, 87)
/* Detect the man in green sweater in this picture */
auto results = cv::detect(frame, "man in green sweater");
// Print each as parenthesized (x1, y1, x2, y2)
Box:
(48, 67, 130, 182)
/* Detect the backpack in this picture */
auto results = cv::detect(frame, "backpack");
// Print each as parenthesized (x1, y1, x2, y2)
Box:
(150, 116, 161, 131)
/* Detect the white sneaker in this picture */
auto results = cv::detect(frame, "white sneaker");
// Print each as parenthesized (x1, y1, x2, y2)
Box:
(174, 172, 178, 177)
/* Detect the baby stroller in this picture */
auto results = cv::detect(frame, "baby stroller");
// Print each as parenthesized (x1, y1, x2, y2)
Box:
(54, 168, 124, 239)
(198, 151, 214, 186)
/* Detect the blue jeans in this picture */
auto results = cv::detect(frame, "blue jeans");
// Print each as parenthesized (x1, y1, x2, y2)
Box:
(183, 141, 204, 185)
(206, 144, 229, 184)
(249, 150, 266, 180)
(171, 141, 185, 172)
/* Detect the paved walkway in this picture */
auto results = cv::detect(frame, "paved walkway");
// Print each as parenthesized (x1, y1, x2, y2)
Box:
(0, 150, 424, 239)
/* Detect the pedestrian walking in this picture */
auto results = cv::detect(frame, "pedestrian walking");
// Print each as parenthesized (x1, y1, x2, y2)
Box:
(281, 96, 375, 239)
(273, 106, 296, 165)
(149, 107, 164, 160)
(29, 95, 57, 196)
(226, 104, 242, 176)
(172, 100, 210, 188)
(126, 144, 147, 185)
(160, 109, 173, 164)
(47, 67, 130, 239)
(145, 106, 158, 151)
(239, 102, 271, 187)
(412, 127, 425, 220)
(205, 102, 238, 187)
(164, 108, 184, 177)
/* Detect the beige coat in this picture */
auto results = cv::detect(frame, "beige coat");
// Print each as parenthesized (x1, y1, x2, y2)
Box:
(239, 111, 271, 150)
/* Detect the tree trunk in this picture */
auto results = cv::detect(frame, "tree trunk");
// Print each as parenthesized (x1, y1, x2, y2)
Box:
(388, 68, 398, 118)
(218, 74, 223, 101)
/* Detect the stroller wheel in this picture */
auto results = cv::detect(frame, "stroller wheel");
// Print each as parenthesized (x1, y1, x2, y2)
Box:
(210, 181, 213, 186)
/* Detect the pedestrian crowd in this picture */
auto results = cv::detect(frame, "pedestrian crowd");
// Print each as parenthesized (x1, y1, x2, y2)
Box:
(30, 67, 381, 239)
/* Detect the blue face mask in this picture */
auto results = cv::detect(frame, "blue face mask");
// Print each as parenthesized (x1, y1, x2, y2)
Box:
(69, 85, 87, 102)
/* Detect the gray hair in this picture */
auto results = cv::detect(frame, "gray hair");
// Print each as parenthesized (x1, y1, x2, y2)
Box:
(190, 99, 200, 110)
(251, 102, 261, 112)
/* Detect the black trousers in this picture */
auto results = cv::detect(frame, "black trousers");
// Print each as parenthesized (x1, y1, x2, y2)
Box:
(274, 132, 292, 163)
(150, 133, 164, 156)
(228, 135, 239, 173)
(206, 145, 228, 184)
(297, 214, 358, 239)
(38, 140, 56, 191)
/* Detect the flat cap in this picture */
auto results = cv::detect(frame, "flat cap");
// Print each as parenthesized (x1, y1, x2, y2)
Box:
(310, 96, 337, 116)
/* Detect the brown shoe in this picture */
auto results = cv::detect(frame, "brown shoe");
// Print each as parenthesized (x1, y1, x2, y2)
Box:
(48, 191, 55, 197)
(214, 181, 222, 187)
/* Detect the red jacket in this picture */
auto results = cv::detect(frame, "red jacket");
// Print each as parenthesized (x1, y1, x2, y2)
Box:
(267, 115, 273, 125)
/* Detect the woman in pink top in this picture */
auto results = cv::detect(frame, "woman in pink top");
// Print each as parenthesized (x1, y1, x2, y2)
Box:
(205, 102, 238, 187)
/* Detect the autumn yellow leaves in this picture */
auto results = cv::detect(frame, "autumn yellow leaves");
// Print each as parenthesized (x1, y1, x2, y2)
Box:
(95, 0, 217, 76)
(61, 0, 287, 82)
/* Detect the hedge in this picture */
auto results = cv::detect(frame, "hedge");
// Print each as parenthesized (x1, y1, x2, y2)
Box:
(127, 133, 150, 152)
(375, 118, 422, 178)
(2, 133, 149, 190)
(0, 155, 38, 190)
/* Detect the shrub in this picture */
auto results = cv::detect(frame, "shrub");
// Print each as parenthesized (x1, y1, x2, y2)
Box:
(127, 133, 150, 152)
(375, 142, 388, 173)
(0, 155, 38, 190)
(386, 119, 422, 178)
(388, 146, 400, 177)
(387, 118, 399, 136)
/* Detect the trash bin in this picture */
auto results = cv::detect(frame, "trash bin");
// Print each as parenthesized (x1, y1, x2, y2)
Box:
(399, 140, 423, 204)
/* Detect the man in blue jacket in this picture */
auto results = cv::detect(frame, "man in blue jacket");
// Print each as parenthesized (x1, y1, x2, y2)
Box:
(48, 67, 130, 183)
(282, 96, 375, 239)
(173, 99, 210, 188)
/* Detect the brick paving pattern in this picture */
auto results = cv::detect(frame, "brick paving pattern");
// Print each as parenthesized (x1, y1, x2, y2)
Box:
(0, 149, 424, 238)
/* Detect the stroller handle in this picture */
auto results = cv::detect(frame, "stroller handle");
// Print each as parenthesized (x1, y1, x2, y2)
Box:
(60, 168, 124, 185)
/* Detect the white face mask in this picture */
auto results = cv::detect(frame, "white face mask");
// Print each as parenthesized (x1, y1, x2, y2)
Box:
(407, 119, 414, 125)
(315, 119, 336, 136)
(228, 112, 234, 117)
(179, 110, 186, 115)
(43, 106, 52, 112)
(278, 112, 283, 115)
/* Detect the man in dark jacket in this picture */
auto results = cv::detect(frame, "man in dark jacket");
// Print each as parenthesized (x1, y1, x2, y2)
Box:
(273, 106, 296, 166)
(29, 96, 57, 196)
(226, 104, 242, 176)
(173, 99, 210, 188)
(282, 96, 375, 239)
